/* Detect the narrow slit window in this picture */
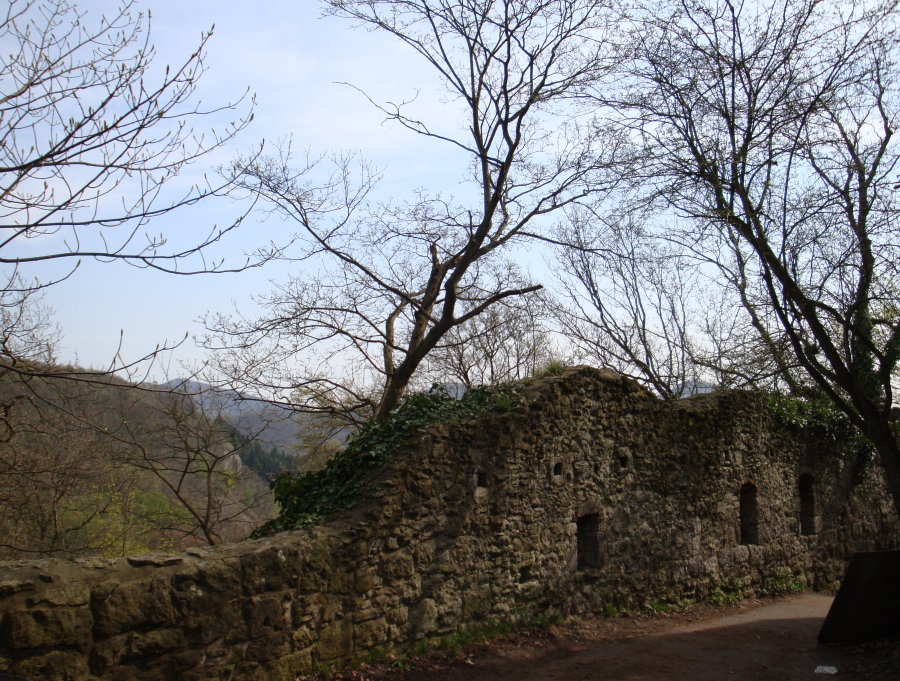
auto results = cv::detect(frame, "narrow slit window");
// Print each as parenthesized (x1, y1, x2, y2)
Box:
(739, 482, 759, 545)
(799, 474, 816, 536)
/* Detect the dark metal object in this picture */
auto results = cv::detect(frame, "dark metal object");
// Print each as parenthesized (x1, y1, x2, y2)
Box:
(819, 550, 900, 644)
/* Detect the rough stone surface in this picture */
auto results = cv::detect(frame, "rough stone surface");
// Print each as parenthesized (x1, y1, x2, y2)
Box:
(0, 367, 897, 680)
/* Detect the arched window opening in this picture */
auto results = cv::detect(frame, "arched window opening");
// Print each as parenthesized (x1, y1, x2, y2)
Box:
(576, 513, 602, 569)
(739, 482, 759, 545)
(799, 474, 816, 536)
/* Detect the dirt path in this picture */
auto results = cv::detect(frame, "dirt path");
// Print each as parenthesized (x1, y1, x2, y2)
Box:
(333, 595, 899, 681)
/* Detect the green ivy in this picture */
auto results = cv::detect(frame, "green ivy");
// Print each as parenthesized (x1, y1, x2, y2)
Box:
(706, 586, 742, 606)
(759, 567, 804, 597)
(252, 382, 523, 537)
(761, 391, 857, 441)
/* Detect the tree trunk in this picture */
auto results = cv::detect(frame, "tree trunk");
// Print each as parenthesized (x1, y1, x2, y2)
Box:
(869, 421, 900, 520)
(372, 368, 415, 423)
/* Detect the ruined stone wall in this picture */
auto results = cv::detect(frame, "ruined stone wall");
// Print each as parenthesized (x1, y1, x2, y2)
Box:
(1, 367, 897, 680)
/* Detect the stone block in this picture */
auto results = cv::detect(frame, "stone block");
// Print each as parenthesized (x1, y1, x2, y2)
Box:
(291, 624, 315, 649)
(9, 648, 91, 681)
(0, 580, 36, 599)
(269, 649, 313, 680)
(354, 569, 381, 594)
(410, 598, 438, 636)
(327, 569, 354, 594)
(5, 605, 92, 648)
(386, 605, 408, 626)
(173, 559, 241, 596)
(91, 627, 186, 673)
(243, 592, 290, 635)
(381, 551, 414, 580)
(171, 580, 243, 646)
(317, 619, 351, 662)
(91, 578, 175, 638)
(36, 583, 90, 608)
(127, 627, 185, 658)
(351, 607, 380, 624)
(243, 632, 291, 663)
(354, 616, 389, 649)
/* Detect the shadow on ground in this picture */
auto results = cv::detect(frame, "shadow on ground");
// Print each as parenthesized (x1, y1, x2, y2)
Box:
(353, 595, 900, 681)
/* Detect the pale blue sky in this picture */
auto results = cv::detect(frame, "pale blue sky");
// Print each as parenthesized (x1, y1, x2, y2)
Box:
(38, 0, 473, 373)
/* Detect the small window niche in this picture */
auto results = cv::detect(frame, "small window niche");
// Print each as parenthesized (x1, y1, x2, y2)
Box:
(576, 513, 603, 569)
(799, 474, 816, 536)
(474, 469, 488, 500)
(616, 447, 632, 471)
(552, 461, 564, 482)
(739, 482, 759, 545)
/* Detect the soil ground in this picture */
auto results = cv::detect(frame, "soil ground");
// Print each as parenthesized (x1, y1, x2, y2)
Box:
(311, 594, 900, 681)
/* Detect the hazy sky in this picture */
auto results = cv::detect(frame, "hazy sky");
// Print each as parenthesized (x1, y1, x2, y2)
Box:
(36, 0, 471, 374)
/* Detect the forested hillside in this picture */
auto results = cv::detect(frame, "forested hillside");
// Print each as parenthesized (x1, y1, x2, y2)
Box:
(0, 366, 297, 559)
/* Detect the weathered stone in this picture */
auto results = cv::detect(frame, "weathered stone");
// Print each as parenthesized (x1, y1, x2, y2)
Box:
(386, 605, 408, 626)
(268, 649, 313, 681)
(354, 568, 381, 594)
(351, 607, 380, 624)
(243, 592, 290, 635)
(9, 649, 91, 681)
(410, 598, 438, 636)
(0, 367, 897, 680)
(354, 616, 389, 649)
(0, 580, 35, 599)
(126, 554, 184, 568)
(381, 551, 414, 579)
(5, 605, 92, 648)
(91, 578, 175, 638)
(37, 583, 90, 608)
(317, 619, 351, 662)
(243, 633, 291, 664)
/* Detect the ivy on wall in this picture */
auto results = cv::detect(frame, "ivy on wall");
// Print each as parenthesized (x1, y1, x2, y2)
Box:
(253, 383, 523, 535)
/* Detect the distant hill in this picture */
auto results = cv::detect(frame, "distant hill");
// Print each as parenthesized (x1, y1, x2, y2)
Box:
(155, 379, 303, 454)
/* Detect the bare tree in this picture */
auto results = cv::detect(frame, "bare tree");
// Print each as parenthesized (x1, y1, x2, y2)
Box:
(0, 369, 277, 556)
(555, 208, 813, 398)
(689, 228, 811, 392)
(555, 212, 704, 399)
(0, 0, 266, 395)
(206, 0, 621, 424)
(0, 278, 60, 364)
(610, 0, 900, 513)
(1, 0, 255, 280)
(115, 390, 274, 546)
(422, 290, 559, 389)
(0, 371, 163, 558)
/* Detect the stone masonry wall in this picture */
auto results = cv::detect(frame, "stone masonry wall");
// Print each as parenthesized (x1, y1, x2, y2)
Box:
(0, 367, 897, 680)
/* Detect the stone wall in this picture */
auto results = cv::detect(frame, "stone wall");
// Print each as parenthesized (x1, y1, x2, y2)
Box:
(0, 367, 897, 680)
